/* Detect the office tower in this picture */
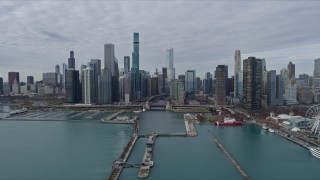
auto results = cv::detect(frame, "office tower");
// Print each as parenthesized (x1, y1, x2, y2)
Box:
(42, 72, 58, 87)
(267, 70, 276, 105)
(55, 64, 60, 74)
(185, 70, 196, 95)
(162, 67, 167, 79)
(215, 65, 228, 105)
(276, 75, 285, 105)
(167, 48, 175, 82)
(281, 68, 298, 105)
(8, 72, 19, 85)
(104, 43, 119, 102)
(83, 66, 93, 104)
(162, 67, 168, 93)
(124, 74, 131, 105)
(196, 77, 202, 91)
(104, 44, 115, 74)
(131, 32, 141, 100)
(288, 61, 295, 80)
(243, 57, 262, 110)
(62, 63, 68, 88)
(261, 59, 268, 96)
(236, 71, 243, 98)
(227, 76, 234, 96)
(178, 75, 185, 84)
(234, 50, 241, 97)
(119, 76, 125, 102)
(203, 72, 212, 98)
(98, 68, 112, 104)
(68, 51, 75, 70)
(65, 70, 80, 103)
(157, 74, 164, 95)
(80, 64, 87, 102)
(89, 59, 101, 104)
(3, 83, 10, 95)
(27, 76, 34, 84)
(140, 70, 149, 98)
(12, 79, 20, 94)
(170, 79, 185, 105)
(313, 58, 320, 91)
(151, 77, 158, 96)
(0, 77, 3, 95)
(124, 56, 130, 73)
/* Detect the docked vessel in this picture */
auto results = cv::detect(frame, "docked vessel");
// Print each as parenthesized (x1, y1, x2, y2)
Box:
(268, 128, 275, 133)
(9, 108, 28, 116)
(309, 147, 320, 159)
(213, 116, 242, 126)
(262, 124, 268, 130)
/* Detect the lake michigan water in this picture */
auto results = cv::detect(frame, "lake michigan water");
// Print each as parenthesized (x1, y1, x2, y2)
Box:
(1, 110, 320, 180)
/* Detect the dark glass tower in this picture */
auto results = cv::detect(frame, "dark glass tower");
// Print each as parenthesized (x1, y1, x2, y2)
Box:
(68, 51, 75, 70)
(243, 57, 262, 110)
(124, 56, 130, 74)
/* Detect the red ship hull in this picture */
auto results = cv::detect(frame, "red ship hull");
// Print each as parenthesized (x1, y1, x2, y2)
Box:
(213, 121, 243, 126)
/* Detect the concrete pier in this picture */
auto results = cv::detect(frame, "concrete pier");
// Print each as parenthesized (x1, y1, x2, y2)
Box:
(138, 134, 156, 178)
(183, 114, 198, 136)
(102, 110, 125, 121)
(208, 130, 250, 180)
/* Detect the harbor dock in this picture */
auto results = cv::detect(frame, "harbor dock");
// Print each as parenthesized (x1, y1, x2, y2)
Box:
(183, 114, 198, 136)
(208, 130, 250, 180)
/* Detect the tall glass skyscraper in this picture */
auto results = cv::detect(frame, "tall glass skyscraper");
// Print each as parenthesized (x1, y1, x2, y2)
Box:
(234, 50, 241, 98)
(167, 48, 175, 82)
(132, 32, 139, 73)
(68, 51, 75, 70)
(131, 32, 141, 100)
(124, 56, 130, 73)
(185, 70, 196, 95)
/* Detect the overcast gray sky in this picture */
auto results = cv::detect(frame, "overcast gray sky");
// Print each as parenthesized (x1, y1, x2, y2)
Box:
(0, 1, 320, 82)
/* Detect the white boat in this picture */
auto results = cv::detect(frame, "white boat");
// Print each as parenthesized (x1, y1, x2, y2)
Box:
(262, 125, 268, 130)
(268, 128, 275, 133)
(134, 110, 142, 113)
(309, 147, 320, 159)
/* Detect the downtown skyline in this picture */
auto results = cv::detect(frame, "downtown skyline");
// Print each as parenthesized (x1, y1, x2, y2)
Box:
(1, 1, 320, 81)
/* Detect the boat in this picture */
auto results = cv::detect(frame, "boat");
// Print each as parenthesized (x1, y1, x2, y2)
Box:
(309, 147, 320, 159)
(268, 128, 275, 133)
(213, 116, 242, 126)
(9, 108, 28, 116)
(134, 110, 142, 113)
(262, 125, 268, 130)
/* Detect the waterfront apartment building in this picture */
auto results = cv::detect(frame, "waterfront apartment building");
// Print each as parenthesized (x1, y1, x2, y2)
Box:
(281, 68, 298, 105)
(243, 57, 262, 110)
(234, 50, 241, 98)
(83, 67, 93, 104)
(170, 79, 185, 105)
(215, 65, 228, 105)
(267, 70, 276, 106)
(313, 58, 320, 96)
(185, 70, 196, 95)
(89, 59, 101, 104)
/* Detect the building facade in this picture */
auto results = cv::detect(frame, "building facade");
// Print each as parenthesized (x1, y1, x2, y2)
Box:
(267, 70, 276, 105)
(243, 57, 262, 110)
(185, 70, 196, 95)
(170, 79, 185, 105)
(234, 50, 241, 98)
(215, 65, 228, 105)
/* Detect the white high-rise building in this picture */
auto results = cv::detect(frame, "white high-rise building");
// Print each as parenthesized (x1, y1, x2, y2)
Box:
(167, 48, 175, 82)
(234, 50, 241, 97)
(83, 67, 93, 104)
(281, 68, 298, 105)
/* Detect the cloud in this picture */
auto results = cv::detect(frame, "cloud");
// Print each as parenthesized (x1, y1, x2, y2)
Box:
(0, 1, 319, 81)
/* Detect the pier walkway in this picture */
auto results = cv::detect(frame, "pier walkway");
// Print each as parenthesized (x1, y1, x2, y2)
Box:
(138, 134, 156, 178)
(106, 117, 139, 180)
(208, 130, 250, 180)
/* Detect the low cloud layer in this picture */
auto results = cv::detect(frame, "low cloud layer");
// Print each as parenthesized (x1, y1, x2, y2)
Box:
(0, 1, 319, 81)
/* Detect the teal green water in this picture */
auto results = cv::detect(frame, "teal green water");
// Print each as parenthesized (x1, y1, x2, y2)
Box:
(1, 110, 320, 179)
(0, 120, 132, 180)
